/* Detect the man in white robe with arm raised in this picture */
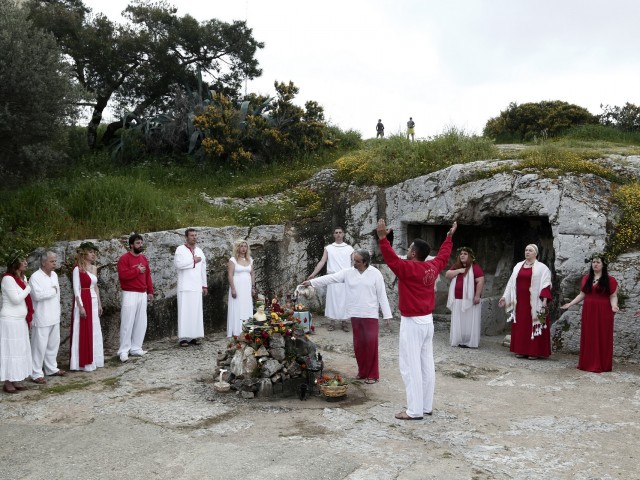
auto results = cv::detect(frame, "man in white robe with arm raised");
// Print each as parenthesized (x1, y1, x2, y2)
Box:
(174, 228, 208, 347)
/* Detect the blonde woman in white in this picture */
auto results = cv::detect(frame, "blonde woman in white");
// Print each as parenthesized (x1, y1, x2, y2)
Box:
(227, 240, 255, 337)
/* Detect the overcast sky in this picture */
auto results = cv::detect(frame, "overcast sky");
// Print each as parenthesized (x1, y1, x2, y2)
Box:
(84, 0, 640, 139)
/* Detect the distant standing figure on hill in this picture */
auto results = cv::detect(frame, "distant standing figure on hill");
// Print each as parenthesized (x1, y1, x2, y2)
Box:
(307, 226, 354, 332)
(376, 119, 385, 138)
(407, 117, 415, 141)
(560, 254, 619, 373)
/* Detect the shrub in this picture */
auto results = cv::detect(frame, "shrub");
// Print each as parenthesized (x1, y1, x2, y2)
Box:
(335, 128, 497, 186)
(483, 101, 598, 142)
(609, 183, 640, 255)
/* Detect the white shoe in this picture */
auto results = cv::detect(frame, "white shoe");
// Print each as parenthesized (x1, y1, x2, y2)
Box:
(119, 352, 129, 362)
(130, 350, 147, 357)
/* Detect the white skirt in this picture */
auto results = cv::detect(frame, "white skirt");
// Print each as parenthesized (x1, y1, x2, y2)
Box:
(0, 315, 32, 381)
(449, 300, 482, 348)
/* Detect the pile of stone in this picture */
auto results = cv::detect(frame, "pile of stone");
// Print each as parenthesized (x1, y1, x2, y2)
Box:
(214, 326, 322, 399)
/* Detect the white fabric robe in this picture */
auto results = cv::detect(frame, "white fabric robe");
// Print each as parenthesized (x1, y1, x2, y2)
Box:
(0, 276, 32, 381)
(447, 267, 481, 348)
(174, 244, 207, 339)
(324, 243, 354, 320)
(310, 266, 392, 320)
(29, 268, 61, 377)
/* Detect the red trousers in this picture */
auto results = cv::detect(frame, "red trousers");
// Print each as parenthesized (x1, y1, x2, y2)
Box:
(351, 317, 379, 380)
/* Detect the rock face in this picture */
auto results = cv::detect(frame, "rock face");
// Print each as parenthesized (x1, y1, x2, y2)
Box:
(11, 156, 640, 360)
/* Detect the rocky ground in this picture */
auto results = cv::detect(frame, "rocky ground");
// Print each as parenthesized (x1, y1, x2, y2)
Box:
(1, 317, 639, 480)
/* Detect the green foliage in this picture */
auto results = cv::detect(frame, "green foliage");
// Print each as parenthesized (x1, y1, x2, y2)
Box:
(0, 0, 83, 182)
(335, 128, 497, 186)
(560, 124, 640, 145)
(192, 82, 352, 169)
(460, 145, 623, 184)
(483, 100, 598, 142)
(609, 183, 640, 256)
(27, 0, 264, 148)
(599, 102, 640, 132)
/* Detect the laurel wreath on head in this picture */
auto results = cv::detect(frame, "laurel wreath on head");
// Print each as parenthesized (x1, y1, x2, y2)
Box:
(456, 246, 476, 262)
(4, 248, 27, 268)
(585, 252, 609, 264)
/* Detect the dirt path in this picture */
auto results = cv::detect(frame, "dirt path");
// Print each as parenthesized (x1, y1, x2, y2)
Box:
(1, 318, 639, 480)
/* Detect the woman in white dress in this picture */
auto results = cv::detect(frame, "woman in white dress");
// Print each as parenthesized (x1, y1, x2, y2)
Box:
(1, 252, 33, 393)
(226, 240, 255, 337)
(69, 242, 104, 372)
(446, 247, 485, 348)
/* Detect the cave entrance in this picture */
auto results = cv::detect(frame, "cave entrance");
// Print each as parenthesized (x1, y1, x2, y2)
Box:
(406, 216, 556, 334)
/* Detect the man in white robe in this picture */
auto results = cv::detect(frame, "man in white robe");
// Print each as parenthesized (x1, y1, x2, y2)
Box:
(174, 228, 208, 346)
(307, 226, 354, 332)
(29, 251, 65, 383)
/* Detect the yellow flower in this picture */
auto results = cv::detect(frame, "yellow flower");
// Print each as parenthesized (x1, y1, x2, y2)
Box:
(271, 312, 279, 320)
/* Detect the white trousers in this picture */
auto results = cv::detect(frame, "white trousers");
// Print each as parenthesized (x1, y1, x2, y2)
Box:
(118, 291, 148, 355)
(31, 324, 60, 378)
(399, 315, 435, 417)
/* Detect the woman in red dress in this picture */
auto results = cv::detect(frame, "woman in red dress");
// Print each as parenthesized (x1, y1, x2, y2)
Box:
(499, 244, 552, 359)
(560, 255, 619, 373)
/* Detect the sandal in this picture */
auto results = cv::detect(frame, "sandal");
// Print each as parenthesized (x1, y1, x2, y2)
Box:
(327, 321, 336, 332)
(49, 370, 66, 377)
(189, 338, 201, 346)
(364, 378, 378, 384)
(341, 321, 350, 332)
(179, 340, 190, 347)
(395, 410, 423, 421)
(32, 377, 47, 384)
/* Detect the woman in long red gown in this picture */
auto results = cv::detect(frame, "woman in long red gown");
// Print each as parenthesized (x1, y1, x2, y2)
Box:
(499, 244, 553, 359)
(561, 255, 619, 373)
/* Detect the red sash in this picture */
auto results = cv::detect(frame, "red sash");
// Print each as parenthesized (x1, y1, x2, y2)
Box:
(3, 273, 34, 327)
(69, 268, 94, 368)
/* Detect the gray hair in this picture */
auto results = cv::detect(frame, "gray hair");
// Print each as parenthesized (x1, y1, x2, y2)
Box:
(40, 251, 56, 266)
(354, 249, 371, 267)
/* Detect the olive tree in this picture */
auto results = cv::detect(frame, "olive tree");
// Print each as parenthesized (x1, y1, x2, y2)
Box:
(0, 0, 82, 180)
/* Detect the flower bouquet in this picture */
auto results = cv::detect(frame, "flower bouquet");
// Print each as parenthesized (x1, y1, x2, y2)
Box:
(317, 374, 348, 398)
(531, 306, 548, 340)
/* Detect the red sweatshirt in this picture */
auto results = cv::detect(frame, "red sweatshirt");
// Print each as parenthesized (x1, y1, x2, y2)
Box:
(378, 235, 452, 317)
(117, 252, 153, 294)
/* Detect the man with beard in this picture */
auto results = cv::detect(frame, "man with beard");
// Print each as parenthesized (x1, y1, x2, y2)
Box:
(117, 233, 154, 362)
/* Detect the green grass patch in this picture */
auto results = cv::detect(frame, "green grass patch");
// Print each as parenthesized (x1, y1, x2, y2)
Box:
(101, 377, 120, 388)
(460, 144, 625, 184)
(42, 380, 94, 395)
(334, 128, 498, 186)
(0, 147, 348, 256)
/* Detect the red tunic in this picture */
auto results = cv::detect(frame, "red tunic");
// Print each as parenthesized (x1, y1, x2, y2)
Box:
(452, 263, 484, 299)
(578, 275, 617, 373)
(69, 269, 94, 368)
(510, 266, 552, 357)
(378, 236, 452, 316)
(117, 252, 153, 294)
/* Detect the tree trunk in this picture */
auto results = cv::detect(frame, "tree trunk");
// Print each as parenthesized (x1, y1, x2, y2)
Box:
(87, 96, 110, 149)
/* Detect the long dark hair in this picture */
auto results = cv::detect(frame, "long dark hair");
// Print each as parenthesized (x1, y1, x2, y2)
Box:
(582, 256, 612, 294)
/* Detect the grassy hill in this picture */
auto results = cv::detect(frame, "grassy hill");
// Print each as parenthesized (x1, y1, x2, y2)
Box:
(2, 126, 640, 259)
